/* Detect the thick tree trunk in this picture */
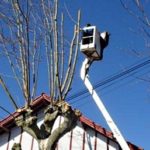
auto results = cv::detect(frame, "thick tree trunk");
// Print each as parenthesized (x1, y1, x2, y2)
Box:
(15, 102, 81, 150)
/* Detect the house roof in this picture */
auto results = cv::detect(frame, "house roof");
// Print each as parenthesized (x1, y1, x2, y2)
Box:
(0, 93, 143, 150)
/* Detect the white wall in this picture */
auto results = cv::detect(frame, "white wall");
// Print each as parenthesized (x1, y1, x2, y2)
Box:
(0, 113, 119, 150)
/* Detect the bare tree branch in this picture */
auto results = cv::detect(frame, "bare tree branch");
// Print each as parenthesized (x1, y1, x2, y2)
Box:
(64, 3, 78, 25)
(120, 0, 150, 27)
(61, 25, 77, 94)
(0, 28, 22, 91)
(0, 105, 15, 119)
(0, 0, 82, 149)
(63, 10, 81, 99)
(53, 0, 62, 100)
(0, 75, 18, 110)
(60, 13, 64, 85)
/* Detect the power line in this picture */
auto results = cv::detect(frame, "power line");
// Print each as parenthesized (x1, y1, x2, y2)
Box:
(67, 58, 150, 102)
(72, 69, 150, 112)
(70, 71, 138, 106)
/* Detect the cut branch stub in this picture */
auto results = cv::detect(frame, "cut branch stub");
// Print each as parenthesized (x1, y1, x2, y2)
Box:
(15, 108, 43, 140)
(45, 101, 81, 150)
(14, 102, 81, 150)
(12, 143, 22, 150)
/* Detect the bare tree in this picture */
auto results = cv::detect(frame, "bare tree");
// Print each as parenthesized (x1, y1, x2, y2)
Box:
(0, 0, 81, 149)
(120, 0, 150, 82)
(120, 0, 150, 56)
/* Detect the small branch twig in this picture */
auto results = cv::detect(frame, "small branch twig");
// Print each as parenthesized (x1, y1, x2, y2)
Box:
(0, 75, 18, 110)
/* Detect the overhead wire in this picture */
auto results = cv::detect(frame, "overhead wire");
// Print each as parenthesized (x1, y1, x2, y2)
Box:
(69, 63, 150, 109)
(66, 58, 150, 104)
(97, 64, 150, 94)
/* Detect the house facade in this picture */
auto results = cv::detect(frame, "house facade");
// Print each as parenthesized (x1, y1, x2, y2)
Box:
(0, 94, 142, 150)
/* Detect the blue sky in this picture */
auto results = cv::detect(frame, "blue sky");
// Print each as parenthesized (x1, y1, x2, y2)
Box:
(65, 1, 150, 149)
(0, 0, 150, 149)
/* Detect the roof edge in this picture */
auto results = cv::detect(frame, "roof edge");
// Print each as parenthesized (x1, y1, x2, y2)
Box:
(0, 93, 143, 150)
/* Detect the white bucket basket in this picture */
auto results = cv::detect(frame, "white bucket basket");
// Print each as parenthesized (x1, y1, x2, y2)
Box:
(80, 26, 101, 60)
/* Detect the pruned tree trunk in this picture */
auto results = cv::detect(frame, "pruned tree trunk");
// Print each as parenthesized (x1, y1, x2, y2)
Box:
(15, 102, 81, 150)
(0, 0, 81, 149)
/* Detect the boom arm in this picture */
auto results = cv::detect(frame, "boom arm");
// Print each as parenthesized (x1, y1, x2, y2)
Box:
(80, 58, 130, 150)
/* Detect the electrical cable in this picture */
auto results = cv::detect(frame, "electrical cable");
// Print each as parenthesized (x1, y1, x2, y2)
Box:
(70, 69, 149, 107)
(67, 58, 150, 102)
